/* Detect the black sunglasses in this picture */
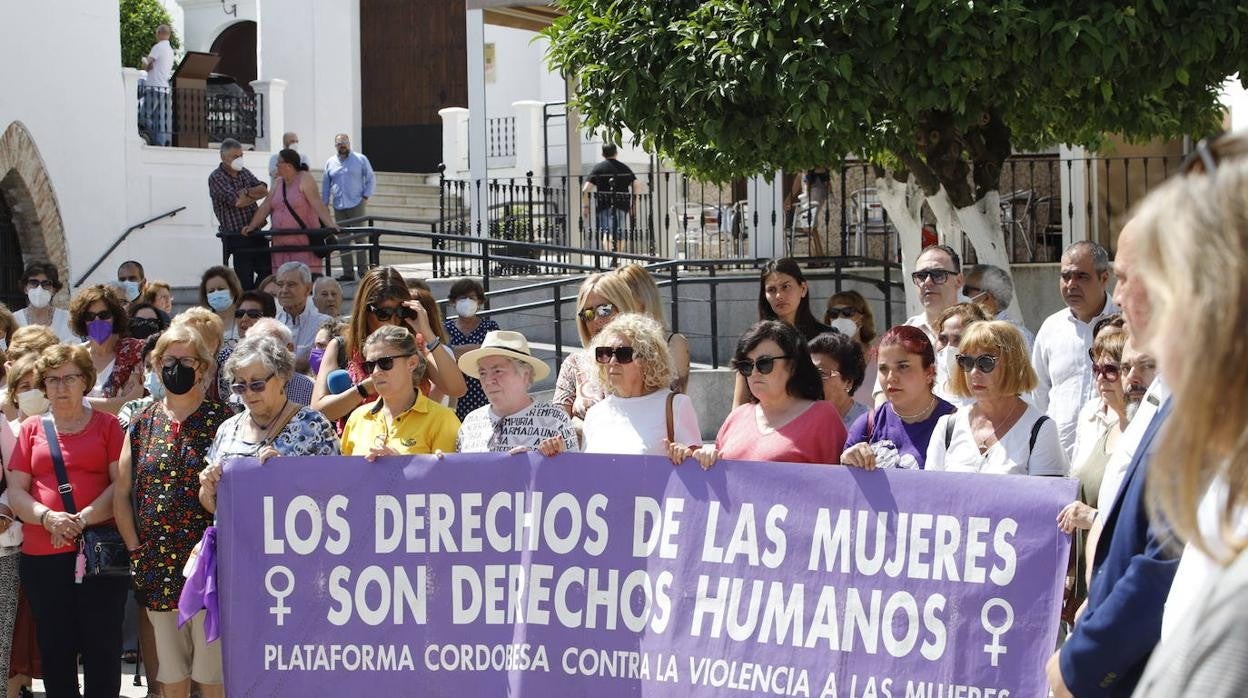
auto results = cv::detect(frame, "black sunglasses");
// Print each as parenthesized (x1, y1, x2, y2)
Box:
(911, 269, 957, 285)
(369, 304, 417, 322)
(955, 353, 999, 374)
(230, 373, 275, 395)
(594, 346, 635, 364)
(234, 309, 264, 319)
(82, 310, 114, 322)
(24, 279, 56, 290)
(732, 355, 791, 377)
(825, 306, 857, 319)
(579, 303, 618, 324)
(363, 353, 415, 374)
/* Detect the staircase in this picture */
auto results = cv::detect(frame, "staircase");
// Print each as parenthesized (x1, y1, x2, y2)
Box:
(311, 170, 448, 273)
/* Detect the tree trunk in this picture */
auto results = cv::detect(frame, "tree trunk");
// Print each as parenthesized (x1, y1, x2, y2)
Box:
(874, 174, 925, 316)
(925, 188, 1021, 319)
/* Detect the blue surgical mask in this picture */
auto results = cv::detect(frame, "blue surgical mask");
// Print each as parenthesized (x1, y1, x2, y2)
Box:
(144, 370, 166, 400)
(206, 289, 234, 311)
(120, 280, 141, 302)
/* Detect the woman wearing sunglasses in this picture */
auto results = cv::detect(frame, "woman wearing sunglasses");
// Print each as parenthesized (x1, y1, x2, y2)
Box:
(113, 324, 232, 698)
(339, 325, 460, 459)
(924, 321, 1067, 477)
(580, 313, 700, 458)
(70, 284, 146, 415)
(199, 336, 339, 512)
(732, 259, 832, 408)
(13, 261, 76, 343)
(841, 325, 955, 471)
(680, 321, 842, 468)
(553, 273, 641, 430)
(312, 267, 466, 423)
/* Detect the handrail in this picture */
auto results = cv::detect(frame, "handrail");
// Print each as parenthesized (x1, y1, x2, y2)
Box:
(74, 206, 187, 288)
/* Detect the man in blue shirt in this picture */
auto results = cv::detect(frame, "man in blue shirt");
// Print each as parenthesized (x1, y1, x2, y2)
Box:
(322, 133, 376, 281)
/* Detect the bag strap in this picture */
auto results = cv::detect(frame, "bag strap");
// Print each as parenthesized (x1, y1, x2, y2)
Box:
(281, 179, 309, 230)
(665, 392, 676, 443)
(263, 403, 301, 448)
(40, 415, 78, 515)
(866, 403, 878, 442)
(944, 413, 956, 450)
(1028, 415, 1049, 455)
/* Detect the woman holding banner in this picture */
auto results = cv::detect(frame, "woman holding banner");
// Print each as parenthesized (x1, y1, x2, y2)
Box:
(580, 313, 701, 459)
(923, 321, 1067, 476)
(339, 325, 460, 459)
(1130, 133, 1248, 696)
(114, 324, 231, 698)
(199, 336, 338, 513)
(840, 325, 955, 470)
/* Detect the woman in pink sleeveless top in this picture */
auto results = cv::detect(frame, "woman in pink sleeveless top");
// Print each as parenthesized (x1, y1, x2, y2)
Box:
(242, 149, 339, 275)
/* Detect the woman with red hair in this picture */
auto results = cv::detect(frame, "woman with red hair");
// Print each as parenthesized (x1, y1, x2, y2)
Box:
(840, 325, 955, 470)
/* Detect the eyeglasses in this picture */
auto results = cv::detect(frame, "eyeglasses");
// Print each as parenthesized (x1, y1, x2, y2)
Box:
(368, 304, 416, 322)
(1091, 362, 1121, 381)
(825, 306, 857, 319)
(235, 309, 264, 319)
(731, 355, 791, 377)
(161, 356, 199, 370)
(363, 353, 415, 374)
(81, 310, 114, 322)
(911, 269, 957, 285)
(579, 303, 617, 323)
(594, 346, 635, 364)
(955, 353, 999, 374)
(24, 279, 56, 290)
(816, 368, 841, 380)
(230, 374, 275, 394)
(44, 374, 84, 388)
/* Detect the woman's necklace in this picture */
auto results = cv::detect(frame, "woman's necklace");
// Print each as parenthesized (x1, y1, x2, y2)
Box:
(975, 400, 1025, 454)
(250, 398, 291, 444)
(894, 396, 936, 421)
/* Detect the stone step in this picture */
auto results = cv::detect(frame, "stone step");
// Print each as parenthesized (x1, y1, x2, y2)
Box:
(374, 171, 441, 187)
(367, 192, 444, 207)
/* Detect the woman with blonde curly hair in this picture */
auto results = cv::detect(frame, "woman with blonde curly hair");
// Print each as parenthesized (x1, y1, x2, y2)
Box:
(580, 313, 700, 458)
(552, 272, 642, 429)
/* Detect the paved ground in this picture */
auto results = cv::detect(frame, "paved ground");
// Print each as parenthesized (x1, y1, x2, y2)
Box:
(30, 669, 156, 697)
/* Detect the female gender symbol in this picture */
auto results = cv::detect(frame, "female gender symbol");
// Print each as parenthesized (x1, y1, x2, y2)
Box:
(980, 598, 1015, 666)
(266, 565, 295, 626)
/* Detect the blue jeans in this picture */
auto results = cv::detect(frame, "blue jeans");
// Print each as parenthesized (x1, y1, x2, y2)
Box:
(595, 207, 629, 242)
(142, 85, 172, 146)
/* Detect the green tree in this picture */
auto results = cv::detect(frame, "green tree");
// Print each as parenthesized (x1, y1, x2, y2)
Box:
(120, 0, 181, 70)
(545, 1, 1248, 311)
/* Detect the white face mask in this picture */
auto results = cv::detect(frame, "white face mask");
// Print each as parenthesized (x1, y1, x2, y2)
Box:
(829, 317, 858, 338)
(230, 158, 244, 172)
(26, 286, 52, 308)
(454, 298, 479, 319)
(17, 389, 50, 416)
(288, 142, 299, 152)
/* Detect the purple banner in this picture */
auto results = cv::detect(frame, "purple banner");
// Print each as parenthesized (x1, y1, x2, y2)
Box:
(217, 454, 1074, 697)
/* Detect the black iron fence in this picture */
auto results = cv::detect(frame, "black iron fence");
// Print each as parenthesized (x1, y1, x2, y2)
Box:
(439, 153, 1186, 267)
(136, 83, 263, 147)
(486, 116, 516, 160)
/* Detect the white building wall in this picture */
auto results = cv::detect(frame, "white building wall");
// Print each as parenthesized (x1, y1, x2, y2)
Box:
(483, 25, 554, 118)
(257, 0, 359, 165)
(175, 0, 258, 53)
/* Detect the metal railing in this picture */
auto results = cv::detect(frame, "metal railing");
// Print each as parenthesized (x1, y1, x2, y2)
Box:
(135, 83, 263, 147)
(75, 206, 187, 288)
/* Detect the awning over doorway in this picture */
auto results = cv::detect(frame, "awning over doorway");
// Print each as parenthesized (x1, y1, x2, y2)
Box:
(466, 0, 563, 32)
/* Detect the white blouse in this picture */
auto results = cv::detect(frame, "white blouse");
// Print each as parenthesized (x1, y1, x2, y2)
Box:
(926, 404, 1068, 476)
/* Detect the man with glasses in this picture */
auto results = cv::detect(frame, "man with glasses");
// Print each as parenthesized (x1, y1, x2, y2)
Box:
(1032, 241, 1118, 460)
(964, 263, 1034, 349)
(13, 262, 76, 342)
(272, 262, 329, 370)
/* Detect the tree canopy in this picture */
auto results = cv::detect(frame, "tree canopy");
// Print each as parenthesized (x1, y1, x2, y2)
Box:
(545, 1, 1248, 203)
(120, 0, 181, 71)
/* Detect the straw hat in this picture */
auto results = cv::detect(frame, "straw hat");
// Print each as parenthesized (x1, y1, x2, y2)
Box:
(456, 330, 550, 382)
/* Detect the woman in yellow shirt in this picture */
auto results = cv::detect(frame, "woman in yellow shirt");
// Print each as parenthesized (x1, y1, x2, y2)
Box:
(340, 325, 460, 458)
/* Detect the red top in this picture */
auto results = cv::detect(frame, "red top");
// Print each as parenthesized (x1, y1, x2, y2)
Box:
(715, 400, 847, 465)
(8, 411, 124, 556)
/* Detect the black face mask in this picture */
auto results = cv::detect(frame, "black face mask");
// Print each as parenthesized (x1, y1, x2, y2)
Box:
(161, 362, 198, 396)
(130, 318, 161, 340)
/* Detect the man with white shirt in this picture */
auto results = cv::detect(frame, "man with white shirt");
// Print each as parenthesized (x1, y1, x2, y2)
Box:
(272, 262, 328, 370)
(140, 24, 174, 146)
(963, 263, 1034, 348)
(1031, 241, 1118, 459)
(267, 132, 308, 178)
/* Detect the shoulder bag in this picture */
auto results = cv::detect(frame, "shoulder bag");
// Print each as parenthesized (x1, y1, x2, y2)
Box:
(40, 415, 130, 579)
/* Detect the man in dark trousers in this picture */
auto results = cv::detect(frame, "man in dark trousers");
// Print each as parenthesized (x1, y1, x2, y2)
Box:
(580, 143, 640, 252)
(209, 139, 270, 289)
(1046, 218, 1179, 697)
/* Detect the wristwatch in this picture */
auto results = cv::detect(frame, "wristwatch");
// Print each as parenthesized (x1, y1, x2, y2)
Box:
(356, 383, 369, 398)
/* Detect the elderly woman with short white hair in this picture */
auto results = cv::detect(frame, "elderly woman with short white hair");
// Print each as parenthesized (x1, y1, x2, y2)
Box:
(580, 313, 701, 459)
(456, 330, 579, 454)
(198, 336, 338, 514)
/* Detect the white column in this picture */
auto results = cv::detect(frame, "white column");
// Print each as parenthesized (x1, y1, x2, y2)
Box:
(748, 171, 784, 259)
(122, 68, 146, 146)
(565, 77, 584, 248)
(438, 107, 470, 177)
(250, 78, 287, 153)
(466, 8, 489, 239)
(512, 100, 545, 179)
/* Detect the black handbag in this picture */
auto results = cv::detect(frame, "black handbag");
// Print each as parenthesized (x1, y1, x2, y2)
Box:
(282, 179, 336, 258)
(40, 415, 130, 578)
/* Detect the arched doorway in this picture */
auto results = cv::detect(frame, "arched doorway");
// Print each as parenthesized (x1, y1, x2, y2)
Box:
(209, 20, 258, 92)
(0, 121, 68, 309)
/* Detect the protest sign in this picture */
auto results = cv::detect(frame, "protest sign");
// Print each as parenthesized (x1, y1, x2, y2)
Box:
(217, 453, 1074, 697)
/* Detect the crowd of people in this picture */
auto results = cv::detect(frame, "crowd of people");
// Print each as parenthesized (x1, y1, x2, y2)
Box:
(0, 132, 1245, 695)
